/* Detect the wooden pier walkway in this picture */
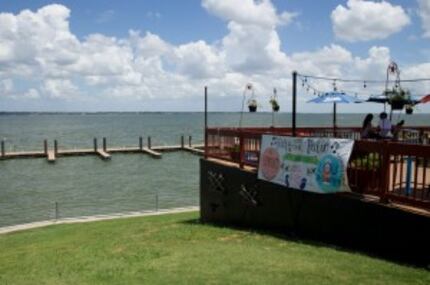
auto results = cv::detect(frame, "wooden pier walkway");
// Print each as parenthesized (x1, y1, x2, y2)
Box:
(96, 149, 111, 160)
(47, 150, 56, 162)
(0, 137, 204, 162)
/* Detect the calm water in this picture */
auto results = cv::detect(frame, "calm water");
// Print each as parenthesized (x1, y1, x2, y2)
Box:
(0, 112, 428, 227)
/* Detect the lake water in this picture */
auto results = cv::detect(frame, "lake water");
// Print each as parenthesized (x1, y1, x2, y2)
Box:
(1, 112, 428, 227)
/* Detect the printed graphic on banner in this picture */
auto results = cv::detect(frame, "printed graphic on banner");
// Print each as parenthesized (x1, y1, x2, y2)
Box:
(258, 135, 354, 193)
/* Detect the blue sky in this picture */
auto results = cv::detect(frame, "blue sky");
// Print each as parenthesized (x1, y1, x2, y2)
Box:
(0, 0, 429, 113)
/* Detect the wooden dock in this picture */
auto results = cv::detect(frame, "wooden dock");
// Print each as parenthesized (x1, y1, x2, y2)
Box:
(96, 149, 111, 160)
(47, 150, 56, 162)
(0, 136, 204, 163)
(142, 147, 162, 158)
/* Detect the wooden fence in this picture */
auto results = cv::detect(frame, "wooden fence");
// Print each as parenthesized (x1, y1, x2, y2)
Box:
(205, 126, 430, 210)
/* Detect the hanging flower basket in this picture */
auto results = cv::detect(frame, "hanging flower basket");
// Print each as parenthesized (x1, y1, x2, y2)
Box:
(405, 105, 414, 115)
(248, 99, 257, 112)
(391, 100, 406, 110)
(385, 88, 411, 110)
(270, 99, 280, 112)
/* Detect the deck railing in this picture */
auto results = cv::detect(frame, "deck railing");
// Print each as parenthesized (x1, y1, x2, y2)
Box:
(205, 126, 430, 210)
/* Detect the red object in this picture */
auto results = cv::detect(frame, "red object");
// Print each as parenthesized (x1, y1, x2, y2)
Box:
(420, 94, 430, 104)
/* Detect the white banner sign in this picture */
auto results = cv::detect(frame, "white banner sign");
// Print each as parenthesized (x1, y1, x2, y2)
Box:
(258, 135, 354, 193)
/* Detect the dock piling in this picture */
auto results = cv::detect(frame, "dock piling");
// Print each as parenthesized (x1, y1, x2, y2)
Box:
(44, 140, 48, 155)
(181, 135, 184, 149)
(93, 138, 98, 152)
(147, 137, 152, 149)
(103, 137, 107, 152)
(55, 201, 59, 220)
(188, 136, 192, 147)
(54, 140, 58, 155)
(139, 136, 143, 150)
(1, 140, 5, 157)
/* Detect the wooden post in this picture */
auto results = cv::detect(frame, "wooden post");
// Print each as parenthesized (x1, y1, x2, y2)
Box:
(103, 137, 107, 152)
(1, 140, 5, 157)
(54, 140, 58, 155)
(379, 141, 390, 203)
(139, 136, 143, 150)
(239, 131, 244, 169)
(189, 136, 192, 147)
(292, 71, 297, 137)
(181, 135, 184, 149)
(147, 136, 152, 149)
(44, 139, 48, 155)
(204, 86, 208, 159)
(93, 138, 98, 152)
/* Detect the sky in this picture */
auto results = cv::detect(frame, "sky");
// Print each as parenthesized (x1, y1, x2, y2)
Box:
(0, 0, 430, 113)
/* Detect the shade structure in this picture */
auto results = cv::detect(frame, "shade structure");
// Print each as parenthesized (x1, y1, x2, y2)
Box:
(307, 91, 362, 131)
(307, 92, 361, 104)
(420, 94, 430, 104)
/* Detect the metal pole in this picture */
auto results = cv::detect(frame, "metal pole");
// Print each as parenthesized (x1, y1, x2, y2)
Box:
(1, 140, 5, 157)
(204, 86, 208, 159)
(292, 71, 297, 137)
(139, 136, 143, 150)
(147, 136, 152, 149)
(103, 137, 107, 152)
(54, 140, 58, 155)
(93, 138, 97, 152)
(333, 103, 337, 136)
(44, 139, 48, 155)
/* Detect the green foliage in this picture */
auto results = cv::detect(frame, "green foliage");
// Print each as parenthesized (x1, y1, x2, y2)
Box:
(0, 212, 428, 284)
(270, 98, 279, 109)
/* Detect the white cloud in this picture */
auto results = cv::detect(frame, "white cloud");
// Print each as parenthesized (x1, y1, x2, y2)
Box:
(418, 0, 430, 38)
(331, 0, 410, 42)
(23, 88, 40, 99)
(173, 41, 225, 79)
(202, 0, 296, 28)
(41, 79, 79, 99)
(0, 79, 13, 93)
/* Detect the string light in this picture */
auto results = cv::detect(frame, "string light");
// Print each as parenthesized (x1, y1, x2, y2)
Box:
(297, 73, 430, 83)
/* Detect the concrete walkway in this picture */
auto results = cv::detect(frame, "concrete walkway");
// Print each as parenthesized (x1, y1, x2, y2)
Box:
(0, 206, 199, 235)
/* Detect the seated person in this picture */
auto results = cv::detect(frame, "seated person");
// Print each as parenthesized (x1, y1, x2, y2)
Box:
(377, 112, 392, 138)
(392, 120, 405, 141)
(361, 113, 379, 139)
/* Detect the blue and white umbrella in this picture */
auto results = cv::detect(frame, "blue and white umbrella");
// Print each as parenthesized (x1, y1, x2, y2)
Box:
(307, 91, 362, 104)
(307, 91, 362, 128)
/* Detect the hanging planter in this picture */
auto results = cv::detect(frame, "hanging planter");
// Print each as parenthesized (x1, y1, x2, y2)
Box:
(270, 98, 279, 112)
(405, 105, 414, 115)
(270, 88, 280, 112)
(385, 88, 411, 110)
(248, 99, 258, 112)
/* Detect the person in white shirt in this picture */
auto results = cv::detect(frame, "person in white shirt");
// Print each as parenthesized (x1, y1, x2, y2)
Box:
(378, 112, 392, 138)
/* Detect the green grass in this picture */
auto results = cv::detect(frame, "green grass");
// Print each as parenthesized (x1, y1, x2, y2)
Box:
(0, 212, 428, 285)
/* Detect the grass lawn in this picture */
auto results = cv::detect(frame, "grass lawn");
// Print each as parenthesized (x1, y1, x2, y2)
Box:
(0, 211, 428, 285)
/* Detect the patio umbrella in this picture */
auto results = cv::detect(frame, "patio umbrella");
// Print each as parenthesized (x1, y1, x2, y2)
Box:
(307, 91, 362, 130)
